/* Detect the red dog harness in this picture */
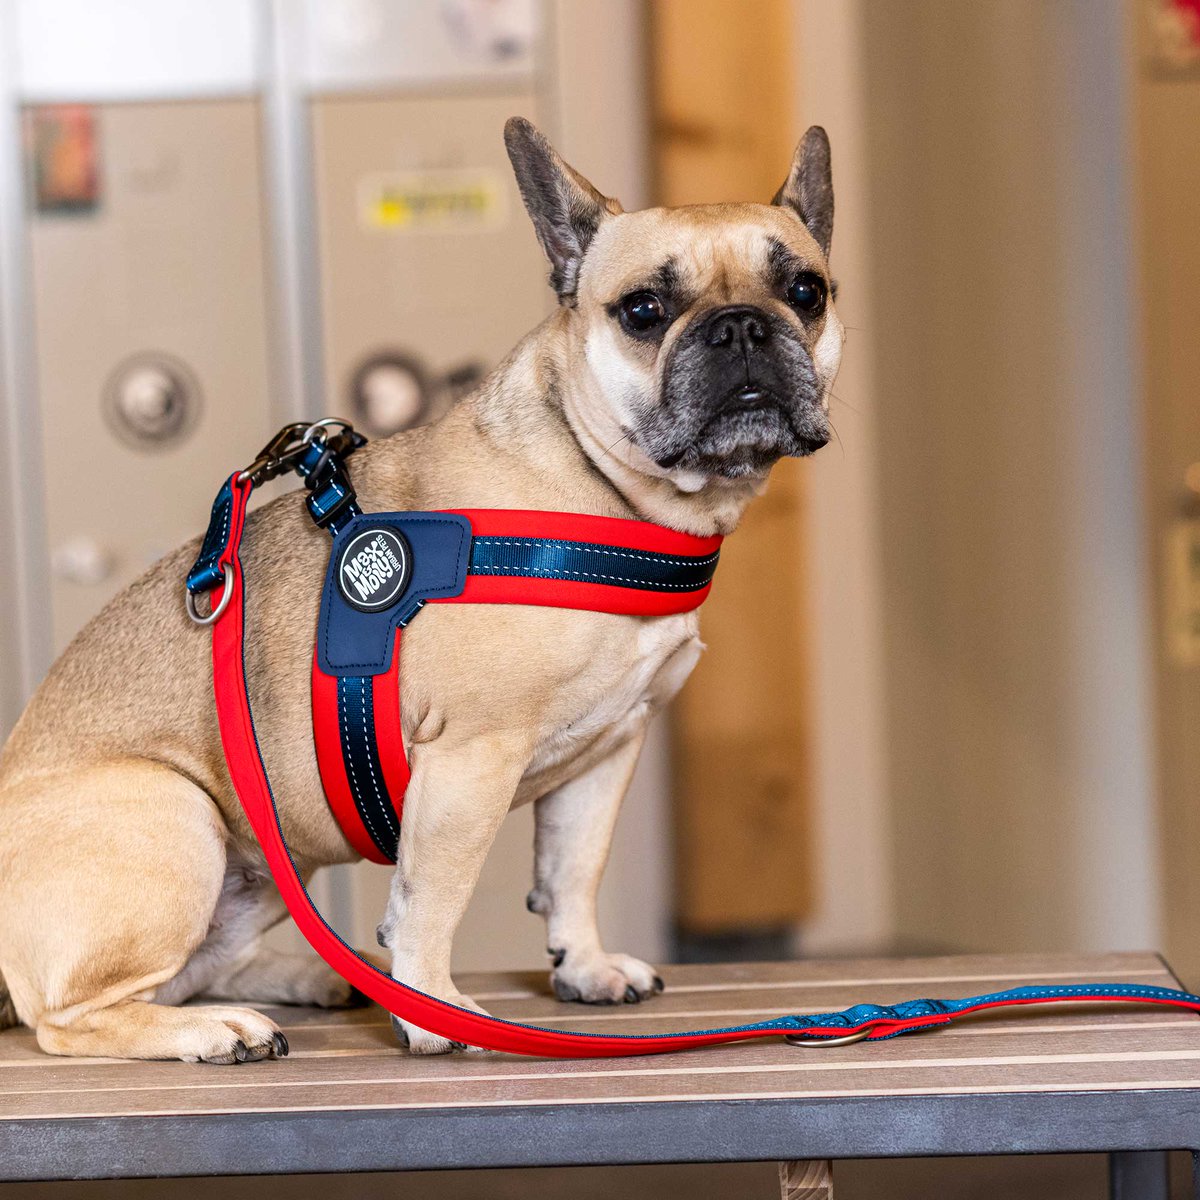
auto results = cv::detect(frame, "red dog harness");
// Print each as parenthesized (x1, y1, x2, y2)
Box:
(311, 506, 719, 864)
(187, 422, 1200, 1057)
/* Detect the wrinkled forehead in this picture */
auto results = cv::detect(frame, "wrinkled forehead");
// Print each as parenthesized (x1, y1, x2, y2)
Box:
(580, 204, 826, 303)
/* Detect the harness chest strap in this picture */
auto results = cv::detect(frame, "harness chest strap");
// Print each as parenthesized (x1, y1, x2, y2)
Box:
(189, 454, 1200, 1057)
(312, 507, 722, 864)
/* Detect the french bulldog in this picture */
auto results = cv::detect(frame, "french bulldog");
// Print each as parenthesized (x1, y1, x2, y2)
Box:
(0, 118, 841, 1059)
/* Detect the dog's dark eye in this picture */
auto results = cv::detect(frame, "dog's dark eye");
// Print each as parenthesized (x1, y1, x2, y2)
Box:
(787, 272, 827, 316)
(619, 291, 667, 334)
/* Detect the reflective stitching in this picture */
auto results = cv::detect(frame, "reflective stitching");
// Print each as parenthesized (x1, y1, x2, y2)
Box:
(190, 487, 233, 589)
(470, 561, 709, 589)
(473, 536, 719, 568)
(339, 682, 388, 853)
(358, 685, 398, 839)
(960, 983, 1200, 1005)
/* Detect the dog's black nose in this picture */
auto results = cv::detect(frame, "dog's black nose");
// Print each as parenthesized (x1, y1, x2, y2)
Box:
(704, 306, 771, 350)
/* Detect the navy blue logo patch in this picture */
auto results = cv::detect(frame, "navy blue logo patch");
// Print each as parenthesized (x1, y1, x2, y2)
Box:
(336, 526, 412, 613)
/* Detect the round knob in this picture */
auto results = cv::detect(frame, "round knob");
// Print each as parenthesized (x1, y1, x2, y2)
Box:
(103, 353, 200, 449)
(351, 353, 430, 435)
(52, 537, 114, 586)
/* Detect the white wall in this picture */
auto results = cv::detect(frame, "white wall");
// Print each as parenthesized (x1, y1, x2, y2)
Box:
(823, 0, 1160, 955)
(790, 0, 895, 956)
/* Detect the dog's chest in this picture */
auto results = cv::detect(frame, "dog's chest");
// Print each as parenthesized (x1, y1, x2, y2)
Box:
(523, 612, 703, 790)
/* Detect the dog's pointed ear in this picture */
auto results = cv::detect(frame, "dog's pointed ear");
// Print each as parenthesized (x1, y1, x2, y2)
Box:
(504, 116, 622, 306)
(774, 125, 833, 258)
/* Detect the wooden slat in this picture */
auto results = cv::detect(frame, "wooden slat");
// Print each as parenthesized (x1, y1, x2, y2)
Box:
(0, 954, 1194, 1123)
(6, 1021, 1200, 1100)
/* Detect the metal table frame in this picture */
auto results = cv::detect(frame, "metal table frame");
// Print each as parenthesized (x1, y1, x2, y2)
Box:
(3, 1089, 1195, 1196)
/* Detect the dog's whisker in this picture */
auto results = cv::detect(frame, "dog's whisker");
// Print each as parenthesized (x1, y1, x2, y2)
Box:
(827, 389, 862, 417)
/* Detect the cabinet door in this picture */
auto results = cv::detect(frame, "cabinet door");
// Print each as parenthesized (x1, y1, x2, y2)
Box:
(28, 99, 273, 652)
(310, 91, 550, 437)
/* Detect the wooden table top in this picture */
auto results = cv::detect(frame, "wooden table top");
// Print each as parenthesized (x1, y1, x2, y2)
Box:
(3, 952, 1199, 1180)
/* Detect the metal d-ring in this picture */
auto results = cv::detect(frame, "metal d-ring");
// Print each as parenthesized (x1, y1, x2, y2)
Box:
(302, 417, 352, 443)
(785, 1027, 873, 1048)
(185, 564, 234, 626)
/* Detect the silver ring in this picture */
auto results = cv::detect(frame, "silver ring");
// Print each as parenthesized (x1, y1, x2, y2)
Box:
(185, 564, 234, 626)
(785, 1027, 872, 1048)
(302, 417, 351, 444)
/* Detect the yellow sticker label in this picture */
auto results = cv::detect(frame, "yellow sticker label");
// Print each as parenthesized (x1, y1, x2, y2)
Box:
(359, 170, 506, 232)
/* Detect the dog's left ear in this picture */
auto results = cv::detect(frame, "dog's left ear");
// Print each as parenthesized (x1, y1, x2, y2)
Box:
(774, 126, 833, 258)
(504, 116, 622, 306)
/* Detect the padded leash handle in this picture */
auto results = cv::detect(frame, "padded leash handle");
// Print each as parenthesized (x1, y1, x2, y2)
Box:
(191, 471, 1200, 1057)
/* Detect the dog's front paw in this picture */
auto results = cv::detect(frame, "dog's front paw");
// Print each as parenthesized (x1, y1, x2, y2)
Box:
(390, 990, 492, 1055)
(551, 951, 665, 1005)
(180, 1006, 289, 1065)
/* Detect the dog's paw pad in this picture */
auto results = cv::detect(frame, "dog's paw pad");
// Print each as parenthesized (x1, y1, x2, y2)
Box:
(191, 1006, 286, 1065)
(551, 952, 663, 1006)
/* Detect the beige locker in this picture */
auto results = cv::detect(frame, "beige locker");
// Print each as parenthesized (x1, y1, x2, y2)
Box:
(311, 92, 550, 434)
(27, 99, 274, 651)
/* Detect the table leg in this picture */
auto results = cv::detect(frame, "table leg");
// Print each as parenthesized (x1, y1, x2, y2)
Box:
(778, 1160, 833, 1199)
(1109, 1150, 1169, 1200)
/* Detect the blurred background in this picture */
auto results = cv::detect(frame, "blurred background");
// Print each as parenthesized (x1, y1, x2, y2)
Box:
(3, 0, 1200, 981)
(1, 0, 1198, 1195)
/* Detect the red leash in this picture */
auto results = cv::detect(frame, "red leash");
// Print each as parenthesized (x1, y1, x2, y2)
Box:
(196, 462, 1200, 1057)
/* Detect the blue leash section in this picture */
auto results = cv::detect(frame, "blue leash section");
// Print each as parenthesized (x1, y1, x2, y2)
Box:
(768, 982, 1200, 1046)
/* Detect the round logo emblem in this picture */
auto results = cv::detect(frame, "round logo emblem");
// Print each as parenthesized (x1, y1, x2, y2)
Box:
(336, 526, 412, 613)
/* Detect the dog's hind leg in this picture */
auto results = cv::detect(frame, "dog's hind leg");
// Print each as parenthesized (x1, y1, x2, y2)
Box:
(0, 761, 285, 1062)
(528, 732, 663, 1005)
(155, 865, 363, 1009)
(201, 948, 365, 1008)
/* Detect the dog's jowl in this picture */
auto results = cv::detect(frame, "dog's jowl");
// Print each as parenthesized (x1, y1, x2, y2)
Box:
(0, 119, 841, 1060)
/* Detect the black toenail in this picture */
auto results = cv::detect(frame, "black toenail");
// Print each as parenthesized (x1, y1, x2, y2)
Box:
(553, 977, 582, 1003)
(551, 948, 566, 967)
(450, 1041, 467, 1050)
(272, 1032, 289, 1058)
(233, 1039, 249, 1063)
(624, 985, 639, 1003)
(654, 975, 665, 993)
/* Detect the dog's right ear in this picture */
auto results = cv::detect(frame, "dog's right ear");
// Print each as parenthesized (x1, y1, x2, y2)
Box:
(504, 117, 622, 306)
(774, 126, 834, 259)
